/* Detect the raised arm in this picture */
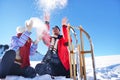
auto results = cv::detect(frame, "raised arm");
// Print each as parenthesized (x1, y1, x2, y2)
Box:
(42, 13, 51, 46)
(30, 41, 38, 55)
(10, 20, 33, 51)
(62, 18, 69, 45)
(44, 13, 50, 30)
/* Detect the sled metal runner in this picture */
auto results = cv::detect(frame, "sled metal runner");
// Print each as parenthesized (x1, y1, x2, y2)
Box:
(68, 25, 96, 80)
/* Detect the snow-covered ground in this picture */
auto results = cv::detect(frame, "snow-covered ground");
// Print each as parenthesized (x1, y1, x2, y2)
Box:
(0, 55, 120, 80)
(86, 55, 120, 80)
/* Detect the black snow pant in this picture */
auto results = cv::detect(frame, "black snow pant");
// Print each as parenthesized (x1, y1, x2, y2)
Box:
(35, 49, 70, 77)
(8, 63, 36, 78)
(50, 61, 70, 77)
(0, 50, 36, 79)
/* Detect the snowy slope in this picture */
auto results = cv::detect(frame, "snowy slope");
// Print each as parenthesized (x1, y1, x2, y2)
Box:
(86, 55, 120, 80)
(0, 55, 120, 80)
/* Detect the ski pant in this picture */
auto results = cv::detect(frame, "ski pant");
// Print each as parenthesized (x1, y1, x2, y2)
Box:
(35, 61, 70, 77)
(0, 50, 36, 79)
(8, 63, 36, 78)
(50, 61, 70, 77)
(35, 49, 70, 77)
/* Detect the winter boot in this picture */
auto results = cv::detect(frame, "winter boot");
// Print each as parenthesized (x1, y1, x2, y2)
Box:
(35, 62, 52, 76)
(23, 66, 36, 78)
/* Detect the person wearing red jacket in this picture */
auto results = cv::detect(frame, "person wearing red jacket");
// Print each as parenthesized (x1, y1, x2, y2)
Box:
(35, 17, 70, 77)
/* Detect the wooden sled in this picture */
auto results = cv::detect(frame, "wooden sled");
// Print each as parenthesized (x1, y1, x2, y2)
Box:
(68, 24, 96, 80)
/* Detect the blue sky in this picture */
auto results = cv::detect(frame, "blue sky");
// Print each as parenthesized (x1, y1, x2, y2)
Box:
(0, 0, 120, 56)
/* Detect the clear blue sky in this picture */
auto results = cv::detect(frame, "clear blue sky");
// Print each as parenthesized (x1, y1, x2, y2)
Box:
(0, 0, 120, 56)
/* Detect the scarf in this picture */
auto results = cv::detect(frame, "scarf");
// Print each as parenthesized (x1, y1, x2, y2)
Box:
(50, 35, 62, 52)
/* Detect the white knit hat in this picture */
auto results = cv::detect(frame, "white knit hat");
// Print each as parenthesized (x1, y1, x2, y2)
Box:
(16, 26, 26, 33)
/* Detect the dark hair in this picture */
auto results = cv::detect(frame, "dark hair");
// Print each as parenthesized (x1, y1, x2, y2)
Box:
(52, 25, 60, 31)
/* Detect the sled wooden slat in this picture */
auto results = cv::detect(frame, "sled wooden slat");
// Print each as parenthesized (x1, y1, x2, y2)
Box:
(81, 51, 92, 54)
(68, 24, 96, 80)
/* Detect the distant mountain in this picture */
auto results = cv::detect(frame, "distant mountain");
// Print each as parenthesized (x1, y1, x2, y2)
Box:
(0, 48, 44, 61)
(30, 51, 44, 61)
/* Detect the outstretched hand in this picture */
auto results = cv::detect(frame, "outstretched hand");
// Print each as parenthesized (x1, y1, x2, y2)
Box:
(34, 36, 42, 45)
(44, 13, 50, 22)
(62, 17, 68, 25)
(26, 20, 33, 32)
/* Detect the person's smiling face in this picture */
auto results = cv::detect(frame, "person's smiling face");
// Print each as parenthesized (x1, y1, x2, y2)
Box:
(52, 27, 60, 36)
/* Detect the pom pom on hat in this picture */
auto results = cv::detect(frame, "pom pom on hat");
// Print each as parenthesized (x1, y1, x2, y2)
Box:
(16, 26, 26, 33)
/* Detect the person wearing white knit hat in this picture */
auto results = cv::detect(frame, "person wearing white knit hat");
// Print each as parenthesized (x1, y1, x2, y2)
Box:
(0, 20, 40, 79)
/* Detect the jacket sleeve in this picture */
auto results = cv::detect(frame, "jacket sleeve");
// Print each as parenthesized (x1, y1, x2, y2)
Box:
(45, 21, 50, 31)
(18, 31, 31, 46)
(62, 25, 69, 46)
(42, 21, 51, 47)
(10, 31, 31, 51)
(30, 43, 38, 55)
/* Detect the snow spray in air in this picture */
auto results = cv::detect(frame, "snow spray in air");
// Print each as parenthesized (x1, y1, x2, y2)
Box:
(35, 0, 68, 14)
(26, 17, 48, 39)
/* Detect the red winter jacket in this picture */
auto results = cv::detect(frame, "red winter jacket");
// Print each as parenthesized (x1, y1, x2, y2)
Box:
(57, 25, 70, 70)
